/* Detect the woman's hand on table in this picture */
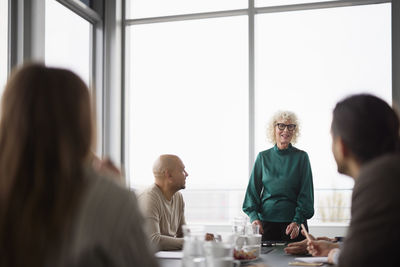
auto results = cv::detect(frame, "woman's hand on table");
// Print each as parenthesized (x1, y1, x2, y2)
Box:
(252, 220, 264, 234)
(285, 222, 300, 239)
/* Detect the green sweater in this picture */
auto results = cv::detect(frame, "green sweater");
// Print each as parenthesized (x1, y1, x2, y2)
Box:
(242, 144, 314, 224)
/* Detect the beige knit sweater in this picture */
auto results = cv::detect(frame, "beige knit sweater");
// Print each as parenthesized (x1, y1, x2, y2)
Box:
(138, 184, 186, 251)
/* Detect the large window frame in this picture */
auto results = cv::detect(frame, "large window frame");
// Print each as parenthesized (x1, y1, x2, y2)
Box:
(5, 0, 400, 227)
(123, 0, 399, 226)
(7, 0, 123, 159)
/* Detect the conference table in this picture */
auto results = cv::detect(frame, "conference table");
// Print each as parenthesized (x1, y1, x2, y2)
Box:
(158, 245, 329, 267)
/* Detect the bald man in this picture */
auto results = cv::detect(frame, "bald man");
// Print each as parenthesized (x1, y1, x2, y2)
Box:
(138, 154, 188, 251)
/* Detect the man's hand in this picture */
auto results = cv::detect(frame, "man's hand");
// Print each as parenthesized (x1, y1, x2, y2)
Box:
(284, 239, 308, 255)
(327, 248, 340, 264)
(316, 236, 335, 242)
(285, 222, 300, 239)
(252, 220, 264, 234)
(284, 231, 315, 255)
(306, 240, 339, 257)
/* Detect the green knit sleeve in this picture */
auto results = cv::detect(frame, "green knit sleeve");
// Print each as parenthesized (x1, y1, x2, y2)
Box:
(242, 153, 264, 222)
(293, 152, 314, 224)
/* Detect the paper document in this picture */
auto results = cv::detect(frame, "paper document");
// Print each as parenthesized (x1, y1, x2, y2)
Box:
(289, 262, 323, 266)
(155, 251, 183, 259)
(294, 257, 328, 263)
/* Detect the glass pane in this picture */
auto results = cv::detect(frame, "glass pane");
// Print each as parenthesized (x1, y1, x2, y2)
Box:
(256, 0, 336, 7)
(127, 0, 247, 19)
(0, 0, 8, 95)
(45, 0, 91, 87)
(79, 0, 92, 7)
(255, 4, 391, 224)
(126, 17, 248, 224)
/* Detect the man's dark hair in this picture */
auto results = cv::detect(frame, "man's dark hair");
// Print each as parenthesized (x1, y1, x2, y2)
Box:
(331, 94, 400, 163)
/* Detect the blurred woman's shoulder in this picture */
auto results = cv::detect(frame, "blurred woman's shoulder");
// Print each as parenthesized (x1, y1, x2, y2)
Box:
(64, 167, 158, 267)
(79, 167, 139, 220)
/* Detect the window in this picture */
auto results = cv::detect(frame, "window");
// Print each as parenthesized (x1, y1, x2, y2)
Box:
(45, 0, 91, 87)
(125, 16, 249, 224)
(125, 1, 392, 225)
(0, 0, 8, 94)
(255, 4, 391, 223)
(127, 0, 247, 19)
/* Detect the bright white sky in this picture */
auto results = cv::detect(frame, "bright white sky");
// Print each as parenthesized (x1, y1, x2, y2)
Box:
(256, 0, 335, 7)
(125, 3, 391, 224)
(254, 4, 391, 189)
(45, 0, 91, 87)
(1, 1, 391, 224)
(128, 0, 246, 18)
(0, 0, 8, 94)
(127, 3, 391, 191)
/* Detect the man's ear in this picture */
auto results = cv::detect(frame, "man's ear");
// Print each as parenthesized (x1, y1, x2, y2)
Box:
(334, 136, 351, 161)
(164, 169, 172, 181)
(338, 137, 350, 157)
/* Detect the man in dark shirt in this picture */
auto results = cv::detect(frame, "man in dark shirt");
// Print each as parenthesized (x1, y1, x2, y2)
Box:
(337, 154, 400, 267)
(287, 94, 400, 266)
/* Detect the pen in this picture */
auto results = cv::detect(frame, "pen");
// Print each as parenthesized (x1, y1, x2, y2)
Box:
(301, 224, 312, 242)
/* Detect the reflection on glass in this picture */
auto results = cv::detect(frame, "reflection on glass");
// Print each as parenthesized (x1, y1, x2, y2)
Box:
(126, 17, 248, 194)
(45, 0, 91, 87)
(256, 0, 335, 7)
(79, 0, 92, 8)
(127, 0, 246, 19)
(0, 0, 8, 95)
(255, 4, 391, 222)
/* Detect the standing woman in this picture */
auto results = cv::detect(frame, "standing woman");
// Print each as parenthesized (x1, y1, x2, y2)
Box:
(0, 63, 158, 267)
(242, 111, 314, 242)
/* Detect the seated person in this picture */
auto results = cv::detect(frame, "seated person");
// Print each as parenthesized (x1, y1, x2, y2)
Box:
(0, 63, 157, 267)
(285, 94, 400, 265)
(284, 232, 340, 255)
(307, 155, 400, 266)
(138, 154, 188, 251)
(336, 153, 400, 266)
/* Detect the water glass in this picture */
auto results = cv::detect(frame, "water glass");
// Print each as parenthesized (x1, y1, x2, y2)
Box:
(203, 242, 233, 258)
(206, 257, 240, 267)
(182, 257, 207, 267)
(246, 223, 260, 235)
(232, 216, 247, 235)
(182, 225, 206, 267)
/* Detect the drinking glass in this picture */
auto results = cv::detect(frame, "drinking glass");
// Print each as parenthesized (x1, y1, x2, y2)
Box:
(206, 257, 240, 267)
(182, 225, 206, 267)
(232, 216, 247, 235)
(246, 223, 260, 235)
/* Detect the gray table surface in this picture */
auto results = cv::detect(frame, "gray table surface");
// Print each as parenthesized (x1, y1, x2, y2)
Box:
(158, 245, 328, 267)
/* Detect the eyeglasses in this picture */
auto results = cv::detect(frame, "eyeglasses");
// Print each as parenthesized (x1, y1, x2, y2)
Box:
(276, 123, 296, 131)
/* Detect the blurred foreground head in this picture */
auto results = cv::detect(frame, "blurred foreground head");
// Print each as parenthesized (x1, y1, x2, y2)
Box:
(0, 63, 93, 171)
(0, 63, 94, 267)
(331, 94, 399, 166)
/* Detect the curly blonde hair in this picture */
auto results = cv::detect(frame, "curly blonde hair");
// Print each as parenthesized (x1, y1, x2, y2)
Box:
(266, 110, 300, 144)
